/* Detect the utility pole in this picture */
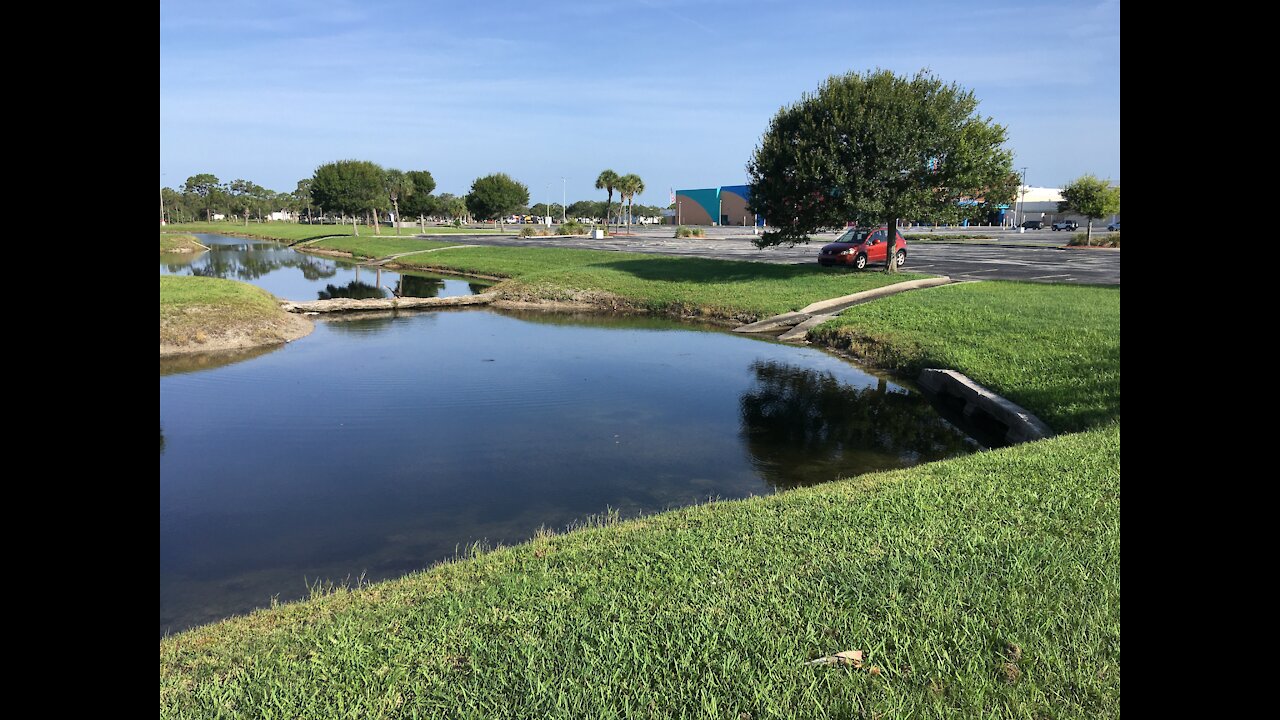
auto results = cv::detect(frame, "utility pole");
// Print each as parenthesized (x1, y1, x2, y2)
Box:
(561, 177, 566, 223)
(1017, 166, 1028, 228)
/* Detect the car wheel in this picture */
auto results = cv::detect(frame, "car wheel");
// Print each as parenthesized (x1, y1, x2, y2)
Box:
(895, 249, 906, 267)
(854, 254, 867, 270)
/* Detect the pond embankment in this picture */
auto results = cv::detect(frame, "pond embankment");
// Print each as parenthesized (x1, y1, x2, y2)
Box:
(159, 276, 312, 357)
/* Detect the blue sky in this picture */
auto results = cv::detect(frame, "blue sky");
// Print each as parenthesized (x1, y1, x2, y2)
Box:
(159, 0, 1120, 205)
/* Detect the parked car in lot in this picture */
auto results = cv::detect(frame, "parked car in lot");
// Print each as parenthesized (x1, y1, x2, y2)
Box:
(1107, 221, 1120, 232)
(818, 227, 907, 269)
(1021, 220, 1043, 230)
(1052, 220, 1079, 231)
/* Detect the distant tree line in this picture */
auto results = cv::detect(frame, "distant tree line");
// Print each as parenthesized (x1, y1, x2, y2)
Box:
(162, 165, 667, 232)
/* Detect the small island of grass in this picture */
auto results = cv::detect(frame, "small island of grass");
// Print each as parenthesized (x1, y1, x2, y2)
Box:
(159, 233, 208, 254)
(160, 275, 311, 356)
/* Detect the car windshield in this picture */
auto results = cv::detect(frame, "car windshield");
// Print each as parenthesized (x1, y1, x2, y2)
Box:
(835, 229, 872, 244)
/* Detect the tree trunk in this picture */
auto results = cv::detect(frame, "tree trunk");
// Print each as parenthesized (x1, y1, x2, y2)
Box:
(373, 210, 381, 236)
(884, 216, 899, 273)
(352, 214, 359, 236)
(1086, 220, 1092, 246)
(606, 193, 612, 234)
(206, 207, 212, 222)
(393, 199, 401, 235)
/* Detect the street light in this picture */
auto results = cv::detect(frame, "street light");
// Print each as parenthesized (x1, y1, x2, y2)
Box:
(561, 177, 566, 223)
(1017, 166, 1028, 228)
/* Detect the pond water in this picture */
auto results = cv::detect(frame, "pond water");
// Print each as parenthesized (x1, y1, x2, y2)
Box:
(159, 234, 490, 301)
(160, 308, 980, 636)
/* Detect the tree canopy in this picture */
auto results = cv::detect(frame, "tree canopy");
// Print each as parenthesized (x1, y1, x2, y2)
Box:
(466, 173, 529, 228)
(399, 170, 438, 219)
(747, 68, 1013, 270)
(310, 160, 386, 234)
(1059, 175, 1119, 245)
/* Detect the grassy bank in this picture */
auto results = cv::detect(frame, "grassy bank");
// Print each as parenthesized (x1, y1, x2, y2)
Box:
(159, 233, 206, 253)
(308, 238, 928, 321)
(161, 424, 1119, 718)
(808, 281, 1120, 432)
(159, 276, 310, 354)
(163, 221, 499, 243)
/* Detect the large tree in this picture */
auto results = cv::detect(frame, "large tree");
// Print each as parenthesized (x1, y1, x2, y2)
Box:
(1058, 175, 1119, 246)
(309, 160, 385, 235)
(292, 179, 316, 224)
(595, 169, 620, 233)
(399, 170, 438, 224)
(748, 69, 1013, 272)
(183, 173, 222, 222)
(465, 173, 529, 230)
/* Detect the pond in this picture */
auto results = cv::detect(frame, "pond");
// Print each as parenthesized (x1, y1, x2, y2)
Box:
(160, 308, 981, 636)
(159, 233, 491, 301)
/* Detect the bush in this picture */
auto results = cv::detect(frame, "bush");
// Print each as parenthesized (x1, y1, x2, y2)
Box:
(556, 220, 586, 235)
(1068, 231, 1120, 248)
(451, 219, 462, 228)
(675, 226, 706, 238)
(520, 226, 553, 237)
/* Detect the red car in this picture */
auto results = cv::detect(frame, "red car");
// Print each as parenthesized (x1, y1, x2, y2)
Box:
(818, 227, 908, 269)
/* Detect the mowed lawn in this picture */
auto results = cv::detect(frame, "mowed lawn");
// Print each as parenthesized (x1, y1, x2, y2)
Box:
(308, 239, 931, 320)
(809, 281, 1120, 433)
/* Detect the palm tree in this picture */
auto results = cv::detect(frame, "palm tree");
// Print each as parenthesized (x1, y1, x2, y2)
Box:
(619, 174, 644, 234)
(384, 169, 414, 236)
(595, 169, 619, 233)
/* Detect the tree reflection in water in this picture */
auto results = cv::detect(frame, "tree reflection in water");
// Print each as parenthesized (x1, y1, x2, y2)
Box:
(396, 274, 444, 298)
(176, 245, 339, 282)
(739, 360, 977, 490)
(318, 280, 386, 300)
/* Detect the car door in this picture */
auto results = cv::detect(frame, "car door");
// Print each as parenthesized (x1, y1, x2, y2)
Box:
(867, 230, 887, 262)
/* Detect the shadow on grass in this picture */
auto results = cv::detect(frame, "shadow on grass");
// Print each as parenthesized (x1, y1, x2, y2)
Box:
(585, 257, 861, 284)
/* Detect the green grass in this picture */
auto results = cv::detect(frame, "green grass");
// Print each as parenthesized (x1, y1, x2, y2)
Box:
(159, 233, 204, 253)
(159, 275, 291, 347)
(164, 221, 499, 243)
(809, 281, 1120, 432)
(306, 239, 929, 320)
(160, 424, 1119, 719)
(304, 235, 459, 259)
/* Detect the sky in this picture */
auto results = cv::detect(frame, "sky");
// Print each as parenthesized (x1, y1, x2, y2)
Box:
(159, 0, 1120, 206)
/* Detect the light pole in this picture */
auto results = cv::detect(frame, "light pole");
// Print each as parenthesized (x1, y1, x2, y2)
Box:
(545, 184, 550, 226)
(1017, 166, 1028, 228)
(561, 177, 566, 223)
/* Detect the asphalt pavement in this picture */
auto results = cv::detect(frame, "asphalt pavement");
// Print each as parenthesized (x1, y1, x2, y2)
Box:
(424, 226, 1120, 285)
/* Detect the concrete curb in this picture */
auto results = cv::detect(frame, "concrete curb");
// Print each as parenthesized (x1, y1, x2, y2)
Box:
(360, 245, 478, 266)
(734, 276, 952, 335)
(283, 291, 498, 314)
(918, 369, 1055, 444)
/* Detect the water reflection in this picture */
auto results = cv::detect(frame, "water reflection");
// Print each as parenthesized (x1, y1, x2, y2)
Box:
(179, 245, 339, 282)
(318, 280, 386, 300)
(739, 361, 977, 489)
(159, 343, 285, 377)
(159, 234, 490, 303)
(397, 274, 444, 298)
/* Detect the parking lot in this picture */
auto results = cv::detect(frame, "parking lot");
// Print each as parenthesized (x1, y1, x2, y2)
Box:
(442, 226, 1120, 285)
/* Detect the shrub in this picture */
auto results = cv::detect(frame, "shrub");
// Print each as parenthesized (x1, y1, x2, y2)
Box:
(675, 226, 706, 238)
(1068, 231, 1120, 248)
(520, 226, 553, 237)
(557, 220, 586, 235)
